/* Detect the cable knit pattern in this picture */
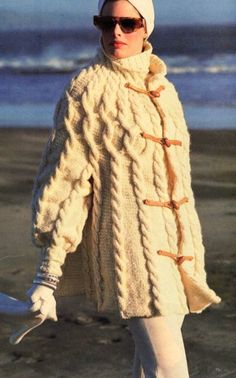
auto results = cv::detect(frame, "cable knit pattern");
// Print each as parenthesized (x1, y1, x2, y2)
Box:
(31, 40, 221, 318)
(100, 84, 128, 316)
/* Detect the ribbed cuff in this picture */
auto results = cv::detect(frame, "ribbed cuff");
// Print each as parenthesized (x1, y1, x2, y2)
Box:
(38, 247, 66, 277)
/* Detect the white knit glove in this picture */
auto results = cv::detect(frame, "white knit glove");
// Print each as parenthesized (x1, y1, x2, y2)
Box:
(26, 284, 58, 322)
(7, 285, 57, 345)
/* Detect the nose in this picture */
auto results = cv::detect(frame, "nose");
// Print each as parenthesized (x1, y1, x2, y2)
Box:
(112, 22, 123, 36)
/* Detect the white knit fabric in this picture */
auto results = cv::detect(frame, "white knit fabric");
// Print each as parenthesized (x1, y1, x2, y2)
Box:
(31, 40, 221, 319)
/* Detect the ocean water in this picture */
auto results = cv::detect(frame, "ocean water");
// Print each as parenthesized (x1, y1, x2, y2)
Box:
(0, 25, 235, 129)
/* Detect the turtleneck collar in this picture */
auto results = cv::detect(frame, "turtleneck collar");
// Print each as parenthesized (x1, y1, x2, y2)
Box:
(98, 37, 152, 75)
(96, 37, 167, 78)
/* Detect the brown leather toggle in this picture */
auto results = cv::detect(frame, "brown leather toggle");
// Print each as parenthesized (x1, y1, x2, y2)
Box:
(157, 250, 194, 265)
(141, 132, 182, 147)
(143, 197, 189, 210)
(149, 86, 165, 98)
(168, 197, 189, 209)
(125, 83, 165, 98)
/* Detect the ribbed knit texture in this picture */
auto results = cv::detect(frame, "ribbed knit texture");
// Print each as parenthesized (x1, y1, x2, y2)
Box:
(31, 41, 221, 319)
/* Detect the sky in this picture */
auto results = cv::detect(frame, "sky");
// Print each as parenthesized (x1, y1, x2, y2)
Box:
(0, 0, 236, 30)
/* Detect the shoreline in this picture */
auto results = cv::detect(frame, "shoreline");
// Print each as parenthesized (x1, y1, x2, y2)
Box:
(0, 126, 235, 134)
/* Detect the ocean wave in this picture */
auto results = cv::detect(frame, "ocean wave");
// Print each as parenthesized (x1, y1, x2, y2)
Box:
(0, 56, 91, 74)
(164, 53, 236, 74)
(168, 66, 236, 74)
(1, 53, 236, 75)
(1, 62, 236, 75)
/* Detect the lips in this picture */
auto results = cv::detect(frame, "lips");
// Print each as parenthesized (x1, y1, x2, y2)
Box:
(109, 41, 127, 47)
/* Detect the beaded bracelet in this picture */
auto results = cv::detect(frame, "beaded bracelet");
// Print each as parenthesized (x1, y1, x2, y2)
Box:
(33, 279, 57, 291)
(36, 272, 59, 284)
(33, 272, 60, 290)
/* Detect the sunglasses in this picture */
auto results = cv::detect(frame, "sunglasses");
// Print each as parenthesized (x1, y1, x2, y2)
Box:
(93, 16, 144, 34)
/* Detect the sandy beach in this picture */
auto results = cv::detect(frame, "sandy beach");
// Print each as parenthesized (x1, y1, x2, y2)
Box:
(0, 128, 235, 377)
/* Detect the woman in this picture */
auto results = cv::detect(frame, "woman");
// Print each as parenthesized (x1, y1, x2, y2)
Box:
(22, 0, 221, 376)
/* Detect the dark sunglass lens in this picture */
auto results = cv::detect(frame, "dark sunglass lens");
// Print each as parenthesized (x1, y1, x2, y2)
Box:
(102, 19, 116, 30)
(96, 17, 115, 31)
(120, 19, 137, 32)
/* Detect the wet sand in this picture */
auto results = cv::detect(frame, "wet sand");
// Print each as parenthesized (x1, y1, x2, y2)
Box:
(0, 128, 235, 377)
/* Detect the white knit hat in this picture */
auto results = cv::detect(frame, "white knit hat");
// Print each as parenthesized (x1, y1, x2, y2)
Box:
(98, 0, 155, 37)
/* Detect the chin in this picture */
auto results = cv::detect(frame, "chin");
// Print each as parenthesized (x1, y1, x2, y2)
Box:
(110, 49, 134, 59)
(112, 52, 127, 59)
(104, 45, 130, 59)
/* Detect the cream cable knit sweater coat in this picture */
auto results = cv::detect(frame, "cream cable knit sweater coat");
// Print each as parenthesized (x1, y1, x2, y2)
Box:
(31, 41, 221, 319)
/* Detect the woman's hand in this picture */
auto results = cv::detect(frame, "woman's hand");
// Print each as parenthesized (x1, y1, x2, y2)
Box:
(26, 284, 58, 322)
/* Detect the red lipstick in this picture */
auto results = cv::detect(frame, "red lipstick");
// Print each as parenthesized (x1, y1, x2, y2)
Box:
(109, 40, 127, 47)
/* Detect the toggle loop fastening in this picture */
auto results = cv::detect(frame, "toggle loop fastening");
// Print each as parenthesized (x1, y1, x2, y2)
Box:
(124, 83, 165, 98)
(157, 250, 194, 265)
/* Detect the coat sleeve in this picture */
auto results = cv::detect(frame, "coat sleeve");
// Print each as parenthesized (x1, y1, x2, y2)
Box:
(166, 80, 207, 282)
(31, 85, 93, 277)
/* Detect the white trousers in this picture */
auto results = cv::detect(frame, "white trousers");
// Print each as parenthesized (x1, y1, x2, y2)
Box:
(127, 315, 189, 378)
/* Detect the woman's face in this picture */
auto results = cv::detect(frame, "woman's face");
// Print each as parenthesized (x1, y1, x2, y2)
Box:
(101, 1, 147, 59)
